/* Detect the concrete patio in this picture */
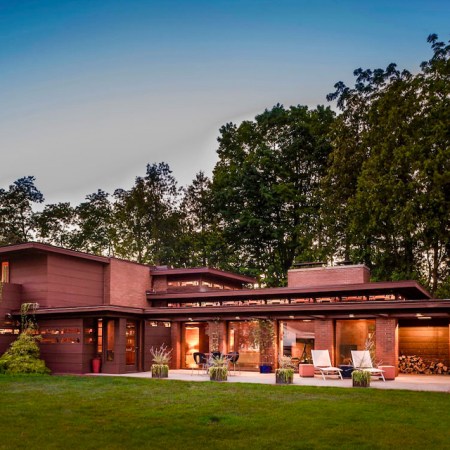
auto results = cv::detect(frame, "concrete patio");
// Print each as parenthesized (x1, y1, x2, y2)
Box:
(95, 369, 450, 393)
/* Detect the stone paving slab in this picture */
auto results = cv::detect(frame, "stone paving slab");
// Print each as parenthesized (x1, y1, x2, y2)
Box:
(95, 370, 450, 393)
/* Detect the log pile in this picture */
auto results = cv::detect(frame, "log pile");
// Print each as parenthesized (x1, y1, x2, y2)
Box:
(398, 355, 449, 375)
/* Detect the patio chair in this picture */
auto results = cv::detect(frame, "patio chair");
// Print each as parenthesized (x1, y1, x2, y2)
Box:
(192, 352, 208, 375)
(226, 351, 240, 375)
(351, 350, 385, 382)
(311, 350, 343, 380)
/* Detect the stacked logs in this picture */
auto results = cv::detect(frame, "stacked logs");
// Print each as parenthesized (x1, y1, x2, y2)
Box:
(398, 355, 449, 375)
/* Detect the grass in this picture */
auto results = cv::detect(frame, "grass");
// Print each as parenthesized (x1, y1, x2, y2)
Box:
(0, 375, 449, 449)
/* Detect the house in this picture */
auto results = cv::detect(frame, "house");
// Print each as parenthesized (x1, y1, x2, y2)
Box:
(0, 242, 449, 375)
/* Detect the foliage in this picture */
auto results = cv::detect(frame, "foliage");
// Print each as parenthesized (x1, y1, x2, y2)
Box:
(211, 104, 335, 285)
(325, 34, 450, 294)
(279, 355, 295, 369)
(0, 329, 50, 375)
(150, 344, 172, 365)
(208, 356, 228, 381)
(352, 369, 371, 387)
(20, 302, 39, 331)
(249, 319, 275, 364)
(113, 162, 181, 264)
(0, 176, 44, 245)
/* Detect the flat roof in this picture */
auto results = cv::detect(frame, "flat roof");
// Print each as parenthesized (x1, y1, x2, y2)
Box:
(0, 242, 110, 264)
(150, 266, 256, 284)
(147, 280, 431, 301)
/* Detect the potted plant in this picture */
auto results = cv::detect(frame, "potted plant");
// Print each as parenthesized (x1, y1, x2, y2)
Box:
(150, 344, 172, 378)
(250, 319, 275, 373)
(209, 355, 228, 381)
(352, 369, 371, 387)
(275, 355, 295, 384)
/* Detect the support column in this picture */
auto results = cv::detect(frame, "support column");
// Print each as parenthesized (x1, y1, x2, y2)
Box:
(314, 319, 336, 364)
(170, 322, 181, 369)
(376, 318, 398, 375)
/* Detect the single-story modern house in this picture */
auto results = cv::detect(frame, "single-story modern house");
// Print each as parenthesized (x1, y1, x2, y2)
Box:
(0, 242, 449, 376)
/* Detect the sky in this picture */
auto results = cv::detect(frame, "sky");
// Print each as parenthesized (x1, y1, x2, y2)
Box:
(1, 0, 449, 206)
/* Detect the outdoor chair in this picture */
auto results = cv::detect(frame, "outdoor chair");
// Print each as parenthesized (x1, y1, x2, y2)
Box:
(351, 350, 385, 382)
(226, 351, 240, 375)
(192, 352, 208, 375)
(311, 350, 343, 380)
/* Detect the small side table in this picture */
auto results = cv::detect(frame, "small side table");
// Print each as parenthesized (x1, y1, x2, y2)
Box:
(339, 364, 354, 379)
(299, 364, 315, 377)
(379, 365, 396, 380)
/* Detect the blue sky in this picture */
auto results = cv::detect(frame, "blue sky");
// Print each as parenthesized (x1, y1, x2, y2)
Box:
(1, 0, 449, 205)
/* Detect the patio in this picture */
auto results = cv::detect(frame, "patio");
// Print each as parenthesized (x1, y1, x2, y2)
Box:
(96, 369, 450, 393)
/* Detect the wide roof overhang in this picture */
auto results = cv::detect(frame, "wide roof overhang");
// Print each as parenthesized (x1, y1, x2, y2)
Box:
(147, 280, 431, 302)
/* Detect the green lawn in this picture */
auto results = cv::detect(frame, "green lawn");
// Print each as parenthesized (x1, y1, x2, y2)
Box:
(0, 375, 449, 449)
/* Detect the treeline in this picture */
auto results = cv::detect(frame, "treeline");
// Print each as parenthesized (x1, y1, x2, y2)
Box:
(1, 35, 449, 296)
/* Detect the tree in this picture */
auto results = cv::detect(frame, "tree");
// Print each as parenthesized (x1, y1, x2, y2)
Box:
(179, 171, 225, 267)
(0, 176, 44, 245)
(113, 162, 181, 264)
(212, 104, 335, 285)
(73, 190, 116, 256)
(326, 34, 450, 294)
(35, 202, 75, 248)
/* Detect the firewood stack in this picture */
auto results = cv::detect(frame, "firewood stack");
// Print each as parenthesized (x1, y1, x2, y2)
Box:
(398, 355, 449, 375)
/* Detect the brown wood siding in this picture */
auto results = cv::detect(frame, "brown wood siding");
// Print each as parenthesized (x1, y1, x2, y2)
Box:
(38, 318, 84, 373)
(399, 320, 449, 365)
(9, 253, 48, 304)
(46, 254, 104, 307)
(144, 322, 172, 370)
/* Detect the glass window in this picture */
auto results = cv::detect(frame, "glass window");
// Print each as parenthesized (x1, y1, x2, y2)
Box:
(228, 321, 260, 371)
(106, 320, 115, 361)
(280, 321, 315, 364)
(335, 320, 375, 365)
(1, 261, 9, 283)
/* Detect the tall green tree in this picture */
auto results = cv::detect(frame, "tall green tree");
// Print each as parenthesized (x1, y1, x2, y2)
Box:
(73, 190, 116, 256)
(113, 162, 181, 264)
(35, 202, 75, 248)
(212, 104, 335, 285)
(0, 176, 44, 245)
(326, 34, 450, 294)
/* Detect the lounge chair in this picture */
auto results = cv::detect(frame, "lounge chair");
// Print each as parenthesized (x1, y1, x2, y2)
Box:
(311, 350, 343, 380)
(351, 350, 385, 382)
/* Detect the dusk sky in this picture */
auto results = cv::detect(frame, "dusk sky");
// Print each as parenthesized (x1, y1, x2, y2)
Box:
(1, 0, 449, 205)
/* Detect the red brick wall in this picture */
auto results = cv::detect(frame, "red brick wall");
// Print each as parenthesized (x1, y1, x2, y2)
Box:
(152, 276, 167, 292)
(106, 258, 151, 308)
(314, 320, 336, 364)
(170, 322, 181, 369)
(376, 318, 398, 372)
(288, 265, 370, 287)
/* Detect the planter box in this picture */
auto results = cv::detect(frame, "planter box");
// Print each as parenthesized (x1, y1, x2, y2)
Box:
(276, 370, 294, 384)
(352, 379, 370, 387)
(299, 364, 315, 377)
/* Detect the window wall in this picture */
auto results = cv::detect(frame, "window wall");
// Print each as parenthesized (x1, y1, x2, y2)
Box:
(228, 321, 260, 371)
(335, 320, 375, 365)
(280, 321, 315, 364)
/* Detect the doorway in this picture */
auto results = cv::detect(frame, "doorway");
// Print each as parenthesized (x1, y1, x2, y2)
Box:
(126, 320, 138, 371)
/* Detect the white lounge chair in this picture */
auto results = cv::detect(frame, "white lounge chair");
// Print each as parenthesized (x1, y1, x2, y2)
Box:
(351, 350, 385, 382)
(311, 350, 343, 380)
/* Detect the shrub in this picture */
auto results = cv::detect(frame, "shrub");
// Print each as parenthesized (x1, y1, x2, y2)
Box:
(0, 329, 50, 375)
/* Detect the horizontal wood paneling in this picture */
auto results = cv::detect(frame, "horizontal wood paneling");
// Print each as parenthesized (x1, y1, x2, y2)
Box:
(46, 254, 104, 307)
(399, 323, 449, 364)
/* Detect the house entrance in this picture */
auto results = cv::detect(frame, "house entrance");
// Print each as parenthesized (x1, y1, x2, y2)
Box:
(126, 320, 138, 371)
